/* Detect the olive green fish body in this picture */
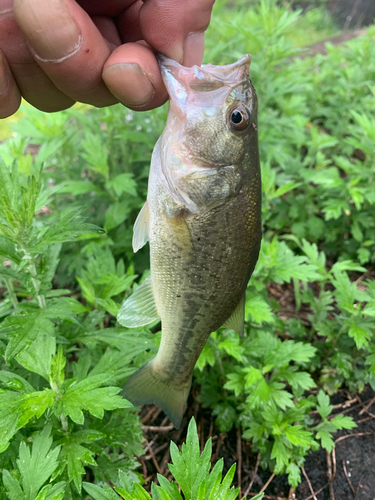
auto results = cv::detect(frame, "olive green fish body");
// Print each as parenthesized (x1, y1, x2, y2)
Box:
(118, 55, 261, 428)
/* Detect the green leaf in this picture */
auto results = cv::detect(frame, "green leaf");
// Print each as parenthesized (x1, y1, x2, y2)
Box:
(218, 336, 244, 361)
(2, 469, 25, 500)
(245, 295, 274, 324)
(104, 200, 132, 232)
(0, 371, 35, 393)
(168, 418, 212, 499)
(196, 341, 216, 371)
(0, 389, 55, 452)
(16, 331, 56, 381)
(271, 436, 290, 468)
(55, 374, 131, 424)
(58, 180, 104, 195)
(17, 425, 61, 500)
(286, 463, 301, 489)
(316, 430, 335, 452)
(284, 425, 313, 447)
(330, 414, 357, 430)
(346, 317, 373, 349)
(34, 208, 101, 250)
(81, 133, 109, 178)
(0, 235, 21, 263)
(316, 390, 332, 419)
(83, 483, 120, 500)
(2, 312, 55, 361)
(60, 439, 96, 493)
(106, 173, 138, 198)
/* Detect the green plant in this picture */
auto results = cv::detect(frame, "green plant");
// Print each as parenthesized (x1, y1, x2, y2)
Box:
(82, 419, 263, 500)
(0, 0, 374, 496)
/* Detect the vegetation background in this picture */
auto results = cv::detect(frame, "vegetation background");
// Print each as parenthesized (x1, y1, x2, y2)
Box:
(0, 0, 374, 498)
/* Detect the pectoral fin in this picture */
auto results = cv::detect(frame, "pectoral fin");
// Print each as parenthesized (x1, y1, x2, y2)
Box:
(223, 292, 246, 336)
(132, 202, 150, 253)
(117, 276, 160, 328)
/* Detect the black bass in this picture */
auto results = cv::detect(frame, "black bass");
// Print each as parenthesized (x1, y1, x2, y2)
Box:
(118, 54, 261, 428)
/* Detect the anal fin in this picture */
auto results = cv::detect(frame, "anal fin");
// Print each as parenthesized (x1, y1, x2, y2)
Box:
(117, 276, 160, 328)
(223, 292, 246, 336)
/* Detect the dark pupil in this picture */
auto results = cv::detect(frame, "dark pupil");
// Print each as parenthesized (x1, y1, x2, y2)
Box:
(231, 111, 243, 124)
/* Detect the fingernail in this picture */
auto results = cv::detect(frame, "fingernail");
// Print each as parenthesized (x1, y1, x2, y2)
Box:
(183, 32, 205, 67)
(103, 63, 155, 107)
(13, 0, 82, 62)
(0, 52, 9, 94)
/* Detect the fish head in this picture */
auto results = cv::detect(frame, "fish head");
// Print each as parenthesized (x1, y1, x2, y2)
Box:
(158, 54, 257, 170)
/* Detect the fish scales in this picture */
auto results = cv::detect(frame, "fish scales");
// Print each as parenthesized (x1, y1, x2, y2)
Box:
(118, 54, 262, 428)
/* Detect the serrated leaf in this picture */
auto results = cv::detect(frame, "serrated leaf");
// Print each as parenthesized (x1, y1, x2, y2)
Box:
(245, 295, 274, 324)
(37, 482, 65, 500)
(105, 173, 138, 198)
(56, 374, 130, 424)
(17, 425, 61, 500)
(104, 201, 132, 232)
(316, 430, 335, 452)
(16, 331, 56, 381)
(2, 312, 54, 361)
(83, 483, 120, 500)
(0, 371, 35, 393)
(0, 389, 54, 452)
(330, 414, 357, 430)
(317, 390, 332, 419)
(271, 436, 289, 468)
(284, 425, 313, 447)
(168, 419, 212, 499)
(60, 440, 96, 493)
(286, 463, 301, 489)
(58, 180, 104, 195)
(196, 341, 216, 371)
(2, 469, 25, 500)
(218, 336, 244, 361)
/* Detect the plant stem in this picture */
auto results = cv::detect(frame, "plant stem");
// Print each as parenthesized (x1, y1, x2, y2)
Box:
(61, 414, 69, 432)
(22, 248, 46, 308)
(4, 276, 18, 308)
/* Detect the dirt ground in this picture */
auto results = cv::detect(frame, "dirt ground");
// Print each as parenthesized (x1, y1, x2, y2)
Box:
(139, 385, 375, 500)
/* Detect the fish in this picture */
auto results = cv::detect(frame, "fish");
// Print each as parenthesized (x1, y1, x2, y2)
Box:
(117, 54, 261, 429)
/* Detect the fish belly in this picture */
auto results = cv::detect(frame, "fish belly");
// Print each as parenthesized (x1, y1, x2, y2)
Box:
(150, 178, 261, 386)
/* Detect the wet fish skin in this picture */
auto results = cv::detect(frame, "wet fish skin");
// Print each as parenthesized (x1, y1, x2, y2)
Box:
(118, 54, 261, 428)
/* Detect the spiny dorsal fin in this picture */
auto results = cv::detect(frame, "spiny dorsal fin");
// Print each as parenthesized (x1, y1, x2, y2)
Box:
(117, 276, 159, 328)
(223, 292, 246, 336)
(132, 202, 150, 253)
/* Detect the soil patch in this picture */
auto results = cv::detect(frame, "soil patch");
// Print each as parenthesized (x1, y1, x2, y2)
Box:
(139, 386, 375, 499)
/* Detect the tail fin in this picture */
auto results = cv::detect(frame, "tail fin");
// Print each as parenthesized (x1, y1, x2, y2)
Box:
(122, 360, 191, 429)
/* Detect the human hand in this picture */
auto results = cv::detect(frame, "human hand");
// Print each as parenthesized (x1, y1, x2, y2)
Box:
(0, 0, 215, 118)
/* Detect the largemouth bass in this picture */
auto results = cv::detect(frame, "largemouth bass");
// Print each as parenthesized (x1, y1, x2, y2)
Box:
(118, 54, 261, 428)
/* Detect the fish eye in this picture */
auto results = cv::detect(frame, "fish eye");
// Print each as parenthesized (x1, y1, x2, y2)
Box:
(228, 105, 250, 132)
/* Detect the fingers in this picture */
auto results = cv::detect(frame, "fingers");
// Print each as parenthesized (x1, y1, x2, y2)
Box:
(0, 50, 21, 118)
(0, 3, 75, 113)
(12, 0, 119, 107)
(103, 42, 167, 111)
(139, 0, 216, 67)
(1, 0, 216, 118)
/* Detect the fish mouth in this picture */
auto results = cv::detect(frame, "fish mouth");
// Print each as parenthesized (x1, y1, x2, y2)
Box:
(157, 53, 252, 95)
(157, 53, 251, 76)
